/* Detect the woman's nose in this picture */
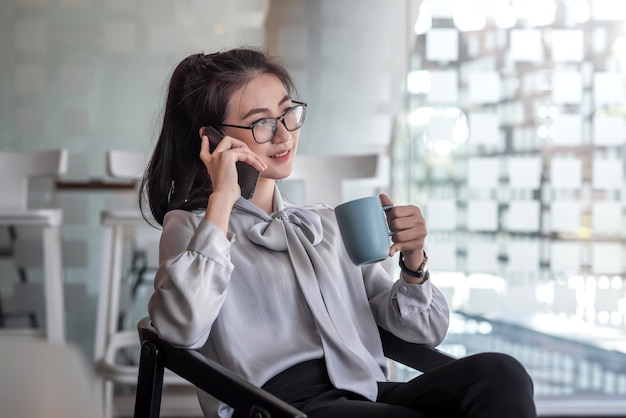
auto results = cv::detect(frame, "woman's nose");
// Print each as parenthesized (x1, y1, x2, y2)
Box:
(271, 122, 292, 143)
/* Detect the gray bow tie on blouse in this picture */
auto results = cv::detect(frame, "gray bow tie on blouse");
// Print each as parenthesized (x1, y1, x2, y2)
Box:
(241, 203, 386, 401)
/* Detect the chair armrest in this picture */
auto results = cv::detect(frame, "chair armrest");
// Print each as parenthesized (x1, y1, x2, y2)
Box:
(137, 318, 306, 418)
(378, 327, 455, 372)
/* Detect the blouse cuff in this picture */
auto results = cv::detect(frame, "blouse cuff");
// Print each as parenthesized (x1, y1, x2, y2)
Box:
(394, 277, 433, 316)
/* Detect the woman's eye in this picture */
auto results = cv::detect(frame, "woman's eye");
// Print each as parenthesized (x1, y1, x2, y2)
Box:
(256, 118, 274, 127)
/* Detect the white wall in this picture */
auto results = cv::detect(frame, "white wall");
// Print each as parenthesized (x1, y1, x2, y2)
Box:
(266, 0, 408, 156)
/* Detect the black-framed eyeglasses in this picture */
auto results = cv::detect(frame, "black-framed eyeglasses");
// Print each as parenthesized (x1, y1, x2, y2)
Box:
(221, 101, 307, 144)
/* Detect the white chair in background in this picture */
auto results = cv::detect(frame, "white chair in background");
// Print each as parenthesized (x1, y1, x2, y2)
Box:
(94, 150, 200, 418)
(0, 149, 68, 343)
(281, 153, 388, 207)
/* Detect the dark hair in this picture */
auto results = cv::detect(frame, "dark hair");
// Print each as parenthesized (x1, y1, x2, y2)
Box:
(139, 47, 296, 226)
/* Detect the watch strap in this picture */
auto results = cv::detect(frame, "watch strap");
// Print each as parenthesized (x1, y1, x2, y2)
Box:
(399, 251, 428, 279)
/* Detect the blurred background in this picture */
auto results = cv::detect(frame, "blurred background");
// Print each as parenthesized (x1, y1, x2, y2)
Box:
(1, 0, 626, 416)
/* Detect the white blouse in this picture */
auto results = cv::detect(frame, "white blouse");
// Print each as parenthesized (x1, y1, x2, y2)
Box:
(148, 189, 450, 417)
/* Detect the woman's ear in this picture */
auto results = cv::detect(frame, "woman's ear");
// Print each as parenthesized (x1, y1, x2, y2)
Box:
(200, 126, 223, 152)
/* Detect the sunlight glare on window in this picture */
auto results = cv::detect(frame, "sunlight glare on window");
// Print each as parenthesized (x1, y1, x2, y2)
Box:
(408, 107, 435, 126)
(494, 0, 517, 29)
(414, 0, 432, 35)
(453, 0, 486, 31)
(406, 70, 431, 95)
(593, 0, 626, 21)
(570, 0, 590, 23)
(512, 0, 556, 26)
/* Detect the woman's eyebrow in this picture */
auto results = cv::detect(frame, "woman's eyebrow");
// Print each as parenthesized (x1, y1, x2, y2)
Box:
(241, 95, 291, 120)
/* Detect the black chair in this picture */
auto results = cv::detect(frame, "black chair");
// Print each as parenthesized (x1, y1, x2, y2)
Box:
(133, 316, 456, 418)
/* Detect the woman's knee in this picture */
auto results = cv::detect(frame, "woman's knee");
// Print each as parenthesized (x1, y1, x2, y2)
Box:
(466, 352, 534, 392)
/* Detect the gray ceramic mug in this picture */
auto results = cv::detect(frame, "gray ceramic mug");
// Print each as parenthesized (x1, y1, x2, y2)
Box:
(335, 196, 394, 266)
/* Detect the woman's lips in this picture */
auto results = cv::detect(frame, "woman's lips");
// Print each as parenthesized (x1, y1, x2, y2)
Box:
(270, 149, 290, 162)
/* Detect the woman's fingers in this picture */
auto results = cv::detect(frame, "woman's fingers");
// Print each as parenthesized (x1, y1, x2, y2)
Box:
(379, 193, 394, 208)
(211, 135, 267, 172)
(386, 204, 427, 255)
(237, 150, 267, 172)
(380, 189, 427, 263)
(198, 133, 267, 200)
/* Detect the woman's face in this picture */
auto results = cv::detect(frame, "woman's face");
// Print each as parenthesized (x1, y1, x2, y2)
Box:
(221, 73, 300, 181)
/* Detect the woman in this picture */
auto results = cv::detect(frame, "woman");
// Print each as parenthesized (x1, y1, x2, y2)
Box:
(140, 47, 536, 418)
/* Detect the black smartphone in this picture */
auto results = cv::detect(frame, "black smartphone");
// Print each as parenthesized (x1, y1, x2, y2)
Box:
(202, 126, 259, 199)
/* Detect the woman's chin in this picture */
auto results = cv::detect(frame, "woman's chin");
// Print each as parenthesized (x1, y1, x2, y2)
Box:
(276, 172, 292, 181)
(260, 168, 292, 181)
(271, 163, 294, 180)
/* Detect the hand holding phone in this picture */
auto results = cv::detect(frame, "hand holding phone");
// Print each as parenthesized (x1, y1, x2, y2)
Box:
(202, 126, 259, 199)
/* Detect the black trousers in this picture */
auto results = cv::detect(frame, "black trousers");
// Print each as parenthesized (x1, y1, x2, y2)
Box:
(250, 353, 537, 418)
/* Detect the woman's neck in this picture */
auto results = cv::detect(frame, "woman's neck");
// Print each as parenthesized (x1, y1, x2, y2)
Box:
(248, 178, 276, 214)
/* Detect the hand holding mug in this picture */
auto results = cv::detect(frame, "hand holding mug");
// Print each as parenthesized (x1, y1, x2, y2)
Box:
(335, 194, 427, 268)
(379, 193, 427, 273)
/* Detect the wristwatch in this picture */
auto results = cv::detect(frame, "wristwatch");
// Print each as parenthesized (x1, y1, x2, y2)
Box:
(399, 251, 429, 280)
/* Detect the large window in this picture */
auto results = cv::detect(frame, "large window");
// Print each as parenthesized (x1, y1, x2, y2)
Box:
(392, 0, 626, 413)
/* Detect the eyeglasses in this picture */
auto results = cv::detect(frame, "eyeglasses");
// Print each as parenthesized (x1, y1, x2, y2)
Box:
(221, 101, 307, 144)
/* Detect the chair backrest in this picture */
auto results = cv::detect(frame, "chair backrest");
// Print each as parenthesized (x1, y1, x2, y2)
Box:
(106, 149, 149, 180)
(283, 153, 386, 207)
(0, 149, 68, 210)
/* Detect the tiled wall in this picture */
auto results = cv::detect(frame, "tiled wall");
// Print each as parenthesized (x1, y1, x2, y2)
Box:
(1, 0, 267, 172)
(0, 1, 268, 355)
(0, 0, 268, 294)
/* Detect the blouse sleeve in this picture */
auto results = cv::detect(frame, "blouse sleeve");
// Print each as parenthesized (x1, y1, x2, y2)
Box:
(148, 210, 234, 349)
(364, 263, 450, 347)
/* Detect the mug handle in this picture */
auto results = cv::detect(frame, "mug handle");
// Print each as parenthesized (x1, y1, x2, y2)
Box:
(382, 205, 398, 236)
